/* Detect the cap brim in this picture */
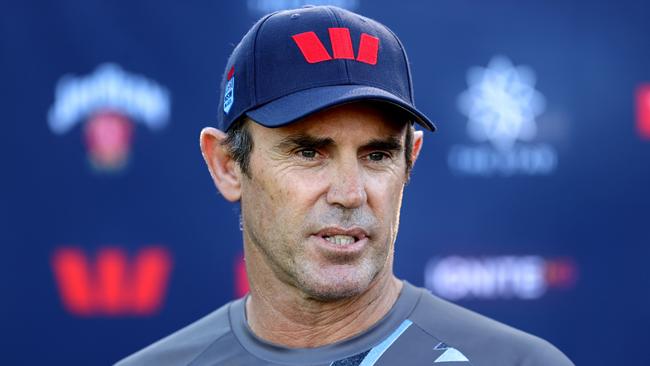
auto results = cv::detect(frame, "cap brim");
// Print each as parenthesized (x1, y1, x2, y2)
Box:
(245, 85, 436, 131)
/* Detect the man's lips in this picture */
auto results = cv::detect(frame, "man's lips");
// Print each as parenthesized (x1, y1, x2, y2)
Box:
(314, 227, 368, 240)
(310, 227, 369, 253)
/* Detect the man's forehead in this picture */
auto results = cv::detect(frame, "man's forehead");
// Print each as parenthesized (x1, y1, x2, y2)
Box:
(249, 102, 409, 142)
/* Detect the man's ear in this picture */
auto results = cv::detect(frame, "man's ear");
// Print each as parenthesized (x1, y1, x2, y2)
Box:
(411, 130, 424, 165)
(200, 127, 242, 202)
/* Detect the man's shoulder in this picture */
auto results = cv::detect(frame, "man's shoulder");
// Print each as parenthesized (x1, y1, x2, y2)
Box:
(114, 300, 235, 366)
(408, 285, 574, 366)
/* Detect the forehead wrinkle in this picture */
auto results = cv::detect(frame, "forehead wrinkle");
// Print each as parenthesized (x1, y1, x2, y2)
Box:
(273, 130, 404, 155)
(267, 106, 409, 152)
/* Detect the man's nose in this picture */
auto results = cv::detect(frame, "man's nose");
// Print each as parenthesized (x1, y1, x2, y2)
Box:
(325, 159, 367, 209)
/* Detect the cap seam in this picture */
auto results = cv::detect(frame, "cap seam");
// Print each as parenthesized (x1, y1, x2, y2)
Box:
(325, 6, 351, 83)
(383, 25, 414, 103)
(252, 12, 280, 107)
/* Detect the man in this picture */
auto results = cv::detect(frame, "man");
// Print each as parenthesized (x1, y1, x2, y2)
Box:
(116, 5, 574, 366)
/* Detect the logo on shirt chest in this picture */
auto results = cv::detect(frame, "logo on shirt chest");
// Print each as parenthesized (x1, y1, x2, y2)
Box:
(433, 342, 471, 363)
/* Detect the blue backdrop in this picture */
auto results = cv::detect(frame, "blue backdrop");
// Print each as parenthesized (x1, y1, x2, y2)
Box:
(2, 0, 649, 364)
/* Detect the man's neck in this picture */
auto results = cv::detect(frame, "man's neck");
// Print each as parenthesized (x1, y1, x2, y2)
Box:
(245, 271, 403, 348)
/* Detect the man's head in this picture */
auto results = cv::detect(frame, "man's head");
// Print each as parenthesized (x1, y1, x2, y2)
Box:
(201, 102, 423, 300)
(201, 5, 434, 300)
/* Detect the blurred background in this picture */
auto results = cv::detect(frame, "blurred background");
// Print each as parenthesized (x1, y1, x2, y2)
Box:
(2, 0, 649, 364)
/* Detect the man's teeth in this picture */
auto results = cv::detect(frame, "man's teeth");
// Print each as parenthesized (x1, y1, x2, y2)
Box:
(324, 235, 355, 245)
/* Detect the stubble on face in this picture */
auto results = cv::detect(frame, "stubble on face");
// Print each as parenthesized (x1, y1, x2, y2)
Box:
(239, 103, 408, 302)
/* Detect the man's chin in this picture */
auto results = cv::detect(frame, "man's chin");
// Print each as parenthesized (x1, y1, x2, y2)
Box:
(295, 266, 378, 301)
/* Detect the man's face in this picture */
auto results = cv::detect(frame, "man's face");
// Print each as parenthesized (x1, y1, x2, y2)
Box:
(240, 103, 411, 301)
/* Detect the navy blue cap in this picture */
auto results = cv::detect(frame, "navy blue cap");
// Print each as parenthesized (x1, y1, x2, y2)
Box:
(218, 5, 435, 131)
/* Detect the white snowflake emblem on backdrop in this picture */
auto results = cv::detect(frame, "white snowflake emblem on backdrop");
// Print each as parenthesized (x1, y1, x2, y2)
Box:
(458, 56, 546, 151)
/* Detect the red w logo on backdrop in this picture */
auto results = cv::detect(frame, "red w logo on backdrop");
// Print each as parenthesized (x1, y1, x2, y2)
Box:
(234, 253, 249, 298)
(637, 84, 650, 139)
(292, 27, 379, 65)
(51, 246, 173, 316)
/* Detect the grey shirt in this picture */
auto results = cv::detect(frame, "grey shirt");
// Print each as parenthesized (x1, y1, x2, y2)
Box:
(115, 281, 574, 366)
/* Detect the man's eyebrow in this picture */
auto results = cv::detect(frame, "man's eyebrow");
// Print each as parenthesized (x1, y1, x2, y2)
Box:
(274, 134, 335, 151)
(274, 133, 404, 153)
(361, 136, 404, 153)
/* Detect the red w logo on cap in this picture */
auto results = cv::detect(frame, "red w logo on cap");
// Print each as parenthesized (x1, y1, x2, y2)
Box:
(292, 28, 379, 65)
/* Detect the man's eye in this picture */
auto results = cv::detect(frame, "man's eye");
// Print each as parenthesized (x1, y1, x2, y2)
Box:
(299, 149, 317, 159)
(368, 152, 389, 161)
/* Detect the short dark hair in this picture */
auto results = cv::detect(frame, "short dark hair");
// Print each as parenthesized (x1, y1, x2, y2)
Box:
(221, 117, 255, 178)
(222, 110, 416, 180)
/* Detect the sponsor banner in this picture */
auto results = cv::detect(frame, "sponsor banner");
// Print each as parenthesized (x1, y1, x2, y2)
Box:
(424, 255, 577, 300)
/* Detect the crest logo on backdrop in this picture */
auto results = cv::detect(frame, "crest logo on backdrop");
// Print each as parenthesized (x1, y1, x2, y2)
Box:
(48, 63, 171, 173)
(448, 56, 558, 176)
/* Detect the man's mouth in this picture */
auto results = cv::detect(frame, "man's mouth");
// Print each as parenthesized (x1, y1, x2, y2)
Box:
(322, 235, 356, 246)
(313, 227, 368, 247)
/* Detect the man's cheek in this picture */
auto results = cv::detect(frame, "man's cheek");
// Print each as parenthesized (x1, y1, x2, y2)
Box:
(283, 175, 327, 202)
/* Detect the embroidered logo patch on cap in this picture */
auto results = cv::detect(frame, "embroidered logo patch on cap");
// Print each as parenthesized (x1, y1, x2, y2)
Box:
(224, 66, 235, 114)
